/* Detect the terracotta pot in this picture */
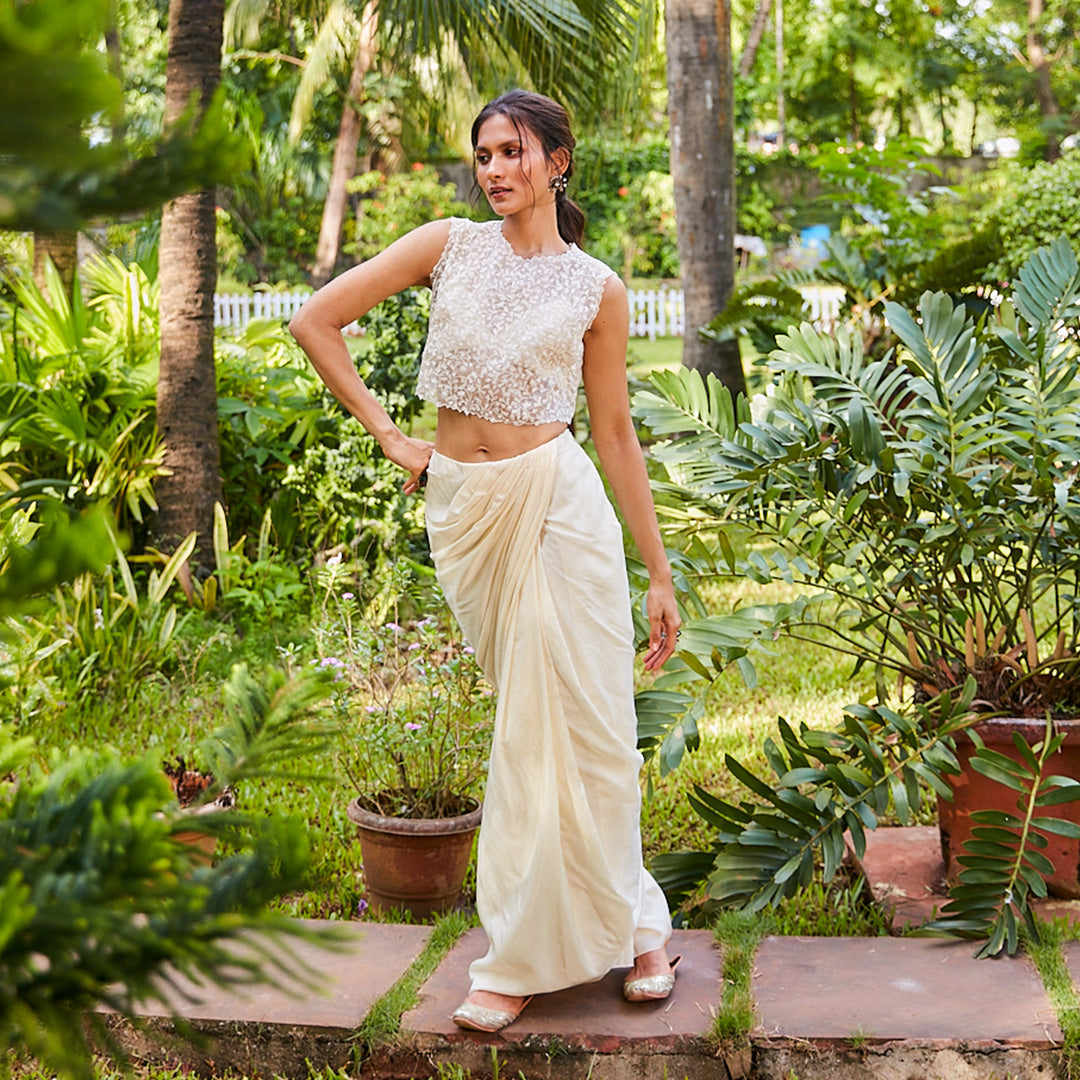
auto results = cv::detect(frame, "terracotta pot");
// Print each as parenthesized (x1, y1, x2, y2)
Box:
(173, 828, 217, 865)
(346, 798, 482, 918)
(937, 717, 1080, 898)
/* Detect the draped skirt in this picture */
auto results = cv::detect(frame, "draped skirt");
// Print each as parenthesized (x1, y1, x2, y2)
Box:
(425, 430, 671, 996)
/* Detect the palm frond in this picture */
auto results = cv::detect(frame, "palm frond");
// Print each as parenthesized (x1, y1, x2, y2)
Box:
(1012, 237, 1080, 330)
(288, 0, 360, 142)
(224, 0, 274, 48)
(652, 691, 972, 915)
(925, 716, 1080, 957)
(376, 0, 648, 113)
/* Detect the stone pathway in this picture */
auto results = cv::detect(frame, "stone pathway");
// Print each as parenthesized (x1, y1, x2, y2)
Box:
(106, 831, 1080, 1079)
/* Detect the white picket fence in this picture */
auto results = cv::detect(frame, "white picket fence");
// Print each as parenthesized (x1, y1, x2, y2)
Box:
(213, 284, 844, 340)
(214, 289, 362, 335)
(214, 290, 309, 327)
(627, 287, 685, 339)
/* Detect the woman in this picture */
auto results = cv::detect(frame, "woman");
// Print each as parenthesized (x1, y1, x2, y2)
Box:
(290, 90, 680, 1033)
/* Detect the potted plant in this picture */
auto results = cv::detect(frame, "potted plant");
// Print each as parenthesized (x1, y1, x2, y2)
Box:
(160, 661, 334, 861)
(632, 237, 1080, 953)
(163, 754, 234, 863)
(322, 599, 494, 918)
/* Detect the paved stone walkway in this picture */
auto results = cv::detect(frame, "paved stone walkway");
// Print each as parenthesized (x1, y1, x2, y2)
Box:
(107, 829, 1080, 1079)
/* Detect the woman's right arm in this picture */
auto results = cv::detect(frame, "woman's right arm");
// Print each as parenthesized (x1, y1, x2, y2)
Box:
(289, 218, 452, 493)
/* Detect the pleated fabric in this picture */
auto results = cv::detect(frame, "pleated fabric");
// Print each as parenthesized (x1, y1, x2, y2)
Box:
(425, 430, 670, 996)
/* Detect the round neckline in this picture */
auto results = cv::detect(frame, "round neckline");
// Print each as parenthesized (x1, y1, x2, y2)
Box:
(495, 223, 575, 261)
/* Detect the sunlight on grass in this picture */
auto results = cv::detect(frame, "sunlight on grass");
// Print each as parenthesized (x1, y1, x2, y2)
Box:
(641, 576, 872, 859)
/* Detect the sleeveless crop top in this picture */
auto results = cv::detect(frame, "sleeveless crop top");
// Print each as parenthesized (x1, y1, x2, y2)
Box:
(416, 218, 616, 425)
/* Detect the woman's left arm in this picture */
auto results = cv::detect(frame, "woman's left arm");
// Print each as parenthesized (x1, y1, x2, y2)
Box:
(583, 276, 680, 671)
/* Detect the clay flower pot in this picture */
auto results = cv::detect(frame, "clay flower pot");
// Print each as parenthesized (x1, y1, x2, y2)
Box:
(164, 757, 234, 865)
(938, 717, 1080, 899)
(347, 797, 482, 918)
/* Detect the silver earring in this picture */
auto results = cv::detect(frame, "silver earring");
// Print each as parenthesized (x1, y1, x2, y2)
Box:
(548, 173, 568, 194)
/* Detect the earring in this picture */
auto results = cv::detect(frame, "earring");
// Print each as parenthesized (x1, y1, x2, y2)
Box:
(548, 173, 568, 194)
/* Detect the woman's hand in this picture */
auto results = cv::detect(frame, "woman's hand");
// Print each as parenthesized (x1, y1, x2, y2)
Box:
(381, 432, 435, 495)
(642, 577, 681, 672)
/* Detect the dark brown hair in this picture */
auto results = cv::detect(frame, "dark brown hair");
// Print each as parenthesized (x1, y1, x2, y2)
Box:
(470, 89, 586, 248)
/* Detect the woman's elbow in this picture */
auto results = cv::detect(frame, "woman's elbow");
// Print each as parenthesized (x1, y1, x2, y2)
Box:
(288, 304, 311, 345)
(593, 421, 641, 463)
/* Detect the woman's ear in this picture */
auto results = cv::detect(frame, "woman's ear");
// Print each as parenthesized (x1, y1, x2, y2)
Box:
(551, 147, 571, 177)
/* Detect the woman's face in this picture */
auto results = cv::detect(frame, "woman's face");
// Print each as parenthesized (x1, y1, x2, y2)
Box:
(474, 113, 560, 218)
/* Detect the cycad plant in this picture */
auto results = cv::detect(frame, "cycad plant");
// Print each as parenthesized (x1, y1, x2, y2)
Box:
(632, 238, 1080, 954)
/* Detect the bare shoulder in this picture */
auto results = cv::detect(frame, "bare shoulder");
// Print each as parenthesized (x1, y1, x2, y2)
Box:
(294, 219, 455, 331)
(587, 274, 630, 335)
(369, 217, 455, 284)
(599, 273, 627, 306)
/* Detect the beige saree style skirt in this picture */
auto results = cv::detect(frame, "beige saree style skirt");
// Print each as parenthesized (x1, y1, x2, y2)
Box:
(425, 430, 671, 997)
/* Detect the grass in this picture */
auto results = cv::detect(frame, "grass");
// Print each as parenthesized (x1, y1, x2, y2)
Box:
(14, 541, 875, 925)
(771, 877, 891, 938)
(356, 910, 471, 1051)
(639, 577, 877, 863)
(1025, 917, 1080, 1079)
(713, 909, 771, 1050)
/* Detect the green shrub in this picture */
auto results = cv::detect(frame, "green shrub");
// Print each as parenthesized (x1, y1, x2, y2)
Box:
(215, 318, 331, 552)
(977, 151, 1080, 280)
(345, 164, 474, 263)
(575, 138, 677, 276)
(279, 289, 431, 562)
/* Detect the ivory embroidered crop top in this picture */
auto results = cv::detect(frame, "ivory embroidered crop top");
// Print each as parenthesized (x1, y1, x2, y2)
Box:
(416, 218, 616, 426)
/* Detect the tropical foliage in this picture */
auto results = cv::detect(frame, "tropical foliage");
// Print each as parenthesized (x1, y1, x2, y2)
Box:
(702, 138, 1005, 359)
(0, 0, 240, 233)
(976, 151, 1080, 281)
(0, 500, 338, 1080)
(0, 256, 164, 537)
(633, 237, 1080, 953)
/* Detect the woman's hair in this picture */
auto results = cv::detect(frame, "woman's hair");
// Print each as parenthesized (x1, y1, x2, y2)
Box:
(470, 90, 586, 248)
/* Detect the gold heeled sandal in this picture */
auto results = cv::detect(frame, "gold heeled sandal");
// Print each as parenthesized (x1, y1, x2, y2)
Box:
(623, 954, 682, 1003)
(452, 994, 533, 1033)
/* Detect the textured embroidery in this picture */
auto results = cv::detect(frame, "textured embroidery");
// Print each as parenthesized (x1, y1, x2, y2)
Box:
(417, 218, 615, 425)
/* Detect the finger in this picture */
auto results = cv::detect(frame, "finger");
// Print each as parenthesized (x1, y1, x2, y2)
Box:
(402, 466, 428, 495)
(645, 620, 680, 670)
(643, 628, 668, 671)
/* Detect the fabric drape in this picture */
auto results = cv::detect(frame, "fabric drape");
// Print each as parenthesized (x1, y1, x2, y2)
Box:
(425, 431, 670, 996)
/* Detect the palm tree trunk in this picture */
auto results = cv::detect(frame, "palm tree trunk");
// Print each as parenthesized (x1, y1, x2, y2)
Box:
(310, 2, 378, 287)
(1026, 0, 1061, 160)
(848, 43, 860, 143)
(155, 0, 225, 555)
(738, 0, 772, 79)
(666, 0, 745, 397)
(32, 231, 79, 303)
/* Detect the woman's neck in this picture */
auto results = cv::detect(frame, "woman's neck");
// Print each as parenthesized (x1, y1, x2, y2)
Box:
(499, 206, 567, 258)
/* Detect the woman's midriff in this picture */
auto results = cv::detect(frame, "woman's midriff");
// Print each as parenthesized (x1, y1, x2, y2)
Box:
(434, 407, 568, 462)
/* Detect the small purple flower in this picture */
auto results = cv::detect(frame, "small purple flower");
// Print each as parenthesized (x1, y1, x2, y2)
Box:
(385, 621, 401, 631)
(405, 722, 422, 731)
(341, 591, 355, 600)
(365, 705, 378, 713)
(464, 646, 475, 655)
(319, 656, 346, 669)
(357, 898, 369, 916)
(417, 617, 435, 628)
(406, 642, 421, 651)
